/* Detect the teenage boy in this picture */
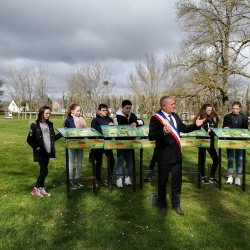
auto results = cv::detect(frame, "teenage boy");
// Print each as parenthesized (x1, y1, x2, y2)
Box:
(91, 104, 115, 187)
(115, 100, 144, 187)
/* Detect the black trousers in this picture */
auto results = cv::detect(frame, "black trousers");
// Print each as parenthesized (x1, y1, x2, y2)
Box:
(94, 148, 115, 181)
(36, 159, 49, 188)
(149, 148, 156, 170)
(200, 146, 219, 178)
(158, 162, 182, 209)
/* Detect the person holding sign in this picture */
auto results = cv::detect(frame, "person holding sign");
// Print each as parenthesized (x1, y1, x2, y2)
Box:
(148, 96, 205, 216)
(64, 104, 87, 189)
(116, 100, 144, 188)
(194, 104, 220, 184)
(91, 104, 115, 187)
(223, 101, 249, 186)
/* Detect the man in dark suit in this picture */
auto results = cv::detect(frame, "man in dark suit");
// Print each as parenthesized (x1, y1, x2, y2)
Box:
(148, 96, 205, 216)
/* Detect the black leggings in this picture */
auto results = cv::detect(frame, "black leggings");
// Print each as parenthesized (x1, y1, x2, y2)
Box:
(35, 159, 49, 188)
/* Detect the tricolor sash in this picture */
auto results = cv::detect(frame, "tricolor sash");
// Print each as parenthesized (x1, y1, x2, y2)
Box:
(153, 110, 182, 152)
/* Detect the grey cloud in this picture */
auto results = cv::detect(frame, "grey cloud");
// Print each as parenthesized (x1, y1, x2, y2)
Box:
(0, 0, 180, 100)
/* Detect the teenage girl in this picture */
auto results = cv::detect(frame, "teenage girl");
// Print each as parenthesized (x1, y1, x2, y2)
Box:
(27, 106, 62, 197)
(64, 104, 87, 189)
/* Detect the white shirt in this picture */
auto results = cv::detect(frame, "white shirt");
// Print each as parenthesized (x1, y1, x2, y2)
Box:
(161, 110, 177, 128)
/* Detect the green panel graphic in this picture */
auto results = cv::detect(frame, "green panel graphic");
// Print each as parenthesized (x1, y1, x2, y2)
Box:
(104, 140, 142, 149)
(57, 128, 103, 138)
(212, 128, 250, 138)
(65, 139, 104, 149)
(101, 125, 141, 137)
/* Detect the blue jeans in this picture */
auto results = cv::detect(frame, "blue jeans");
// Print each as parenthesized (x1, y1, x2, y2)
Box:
(226, 149, 243, 175)
(116, 149, 133, 179)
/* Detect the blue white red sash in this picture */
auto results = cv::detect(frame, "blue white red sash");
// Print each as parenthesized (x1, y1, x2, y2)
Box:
(153, 110, 182, 152)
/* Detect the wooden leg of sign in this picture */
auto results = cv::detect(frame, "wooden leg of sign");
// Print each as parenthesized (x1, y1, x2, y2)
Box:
(140, 148, 143, 189)
(66, 149, 70, 199)
(242, 149, 246, 191)
(198, 148, 201, 189)
(219, 148, 222, 190)
(132, 150, 136, 192)
(92, 149, 97, 196)
(107, 153, 112, 193)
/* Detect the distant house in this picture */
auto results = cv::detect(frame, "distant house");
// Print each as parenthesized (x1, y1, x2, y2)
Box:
(52, 99, 65, 113)
(8, 100, 20, 112)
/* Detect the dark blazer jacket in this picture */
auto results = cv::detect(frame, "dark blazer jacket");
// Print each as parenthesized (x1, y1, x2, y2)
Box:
(148, 111, 200, 165)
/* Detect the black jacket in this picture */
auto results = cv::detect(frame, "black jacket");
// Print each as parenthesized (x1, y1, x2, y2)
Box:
(223, 112, 248, 129)
(116, 108, 144, 126)
(148, 111, 199, 165)
(27, 120, 62, 162)
(91, 115, 114, 134)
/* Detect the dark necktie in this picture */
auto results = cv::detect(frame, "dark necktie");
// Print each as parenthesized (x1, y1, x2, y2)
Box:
(168, 115, 174, 127)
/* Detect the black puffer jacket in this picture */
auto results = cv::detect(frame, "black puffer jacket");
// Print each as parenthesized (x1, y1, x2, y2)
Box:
(27, 120, 62, 162)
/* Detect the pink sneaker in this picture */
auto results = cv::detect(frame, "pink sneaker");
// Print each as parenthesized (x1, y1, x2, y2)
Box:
(39, 187, 51, 197)
(31, 187, 43, 197)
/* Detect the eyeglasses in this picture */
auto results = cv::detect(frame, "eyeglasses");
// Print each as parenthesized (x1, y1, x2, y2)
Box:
(101, 110, 108, 112)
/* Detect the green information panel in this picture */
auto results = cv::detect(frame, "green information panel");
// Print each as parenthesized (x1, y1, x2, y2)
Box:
(196, 138, 211, 148)
(140, 139, 155, 148)
(180, 128, 209, 137)
(218, 140, 250, 149)
(136, 125, 149, 137)
(180, 138, 197, 147)
(65, 139, 104, 149)
(140, 138, 206, 148)
(57, 128, 103, 138)
(212, 128, 250, 138)
(104, 140, 142, 149)
(100, 125, 141, 138)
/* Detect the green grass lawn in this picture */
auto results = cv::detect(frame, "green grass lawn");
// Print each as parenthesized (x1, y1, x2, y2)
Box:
(0, 117, 249, 250)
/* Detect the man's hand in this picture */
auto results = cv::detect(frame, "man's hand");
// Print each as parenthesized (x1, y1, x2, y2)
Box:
(163, 124, 172, 134)
(195, 116, 206, 127)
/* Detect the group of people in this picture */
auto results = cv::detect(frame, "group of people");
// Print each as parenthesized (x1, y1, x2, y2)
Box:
(27, 99, 144, 197)
(27, 97, 248, 217)
(147, 97, 248, 216)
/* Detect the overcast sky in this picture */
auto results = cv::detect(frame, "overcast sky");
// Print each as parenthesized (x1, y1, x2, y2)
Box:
(0, 0, 181, 101)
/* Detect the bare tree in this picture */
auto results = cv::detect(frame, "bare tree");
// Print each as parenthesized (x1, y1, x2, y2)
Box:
(5, 66, 50, 118)
(129, 54, 172, 117)
(66, 62, 116, 116)
(0, 79, 4, 99)
(0, 79, 4, 110)
(170, 0, 250, 113)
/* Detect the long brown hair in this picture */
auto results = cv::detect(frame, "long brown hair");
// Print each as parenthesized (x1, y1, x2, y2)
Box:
(37, 106, 51, 122)
(194, 104, 220, 123)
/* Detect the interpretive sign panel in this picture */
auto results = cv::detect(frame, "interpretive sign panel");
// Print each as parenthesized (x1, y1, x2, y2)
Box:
(100, 125, 141, 137)
(218, 140, 250, 149)
(212, 128, 250, 139)
(57, 128, 103, 138)
(180, 128, 209, 137)
(136, 125, 149, 137)
(104, 140, 142, 150)
(65, 139, 104, 149)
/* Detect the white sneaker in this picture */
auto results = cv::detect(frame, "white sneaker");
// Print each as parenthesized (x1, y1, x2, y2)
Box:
(116, 178, 123, 188)
(226, 176, 233, 184)
(124, 176, 132, 186)
(235, 177, 241, 186)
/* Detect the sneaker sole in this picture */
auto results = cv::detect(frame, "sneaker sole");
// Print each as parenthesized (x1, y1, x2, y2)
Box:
(31, 192, 43, 197)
